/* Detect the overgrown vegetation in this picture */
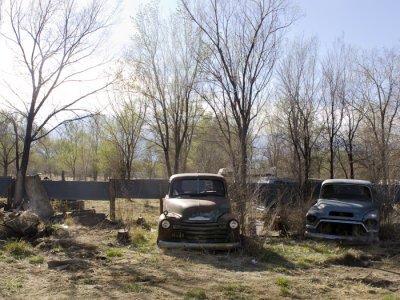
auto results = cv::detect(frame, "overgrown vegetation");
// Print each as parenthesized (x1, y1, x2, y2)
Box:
(184, 288, 208, 300)
(5, 241, 31, 259)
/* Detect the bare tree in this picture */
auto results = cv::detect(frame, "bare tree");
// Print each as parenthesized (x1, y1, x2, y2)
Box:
(321, 40, 348, 179)
(130, 2, 202, 177)
(358, 49, 400, 183)
(0, 111, 19, 176)
(56, 123, 83, 180)
(104, 83, 146, 180)
(336, 47, 364, 179)
(181, 0, 295, 187)
(277, 38, 322, 189)
(1, 0, 116, 207)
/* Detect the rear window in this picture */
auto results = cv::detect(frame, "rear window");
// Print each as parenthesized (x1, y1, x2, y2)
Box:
(320, 184, 371, 201)
(170, 178, 225, 197)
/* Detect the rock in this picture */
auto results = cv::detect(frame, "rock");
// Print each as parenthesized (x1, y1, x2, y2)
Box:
(47, 259, 82, 270)
(23, 175, 54, 219)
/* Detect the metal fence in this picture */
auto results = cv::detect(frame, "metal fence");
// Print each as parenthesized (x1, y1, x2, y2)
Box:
(0, 176, 13, 198)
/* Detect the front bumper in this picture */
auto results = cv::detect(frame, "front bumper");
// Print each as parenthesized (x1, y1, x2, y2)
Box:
(157, 240, 240, 249)
(304, 231, 379, 242)
(305, 218, 379, 242)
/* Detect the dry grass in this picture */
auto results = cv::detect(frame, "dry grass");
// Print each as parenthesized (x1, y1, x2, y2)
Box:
(0, 199, 399, 299)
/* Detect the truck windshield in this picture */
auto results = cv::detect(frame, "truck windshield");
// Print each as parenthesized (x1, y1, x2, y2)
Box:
(320, 184, 371, 201)
(171, 178, 225, 197)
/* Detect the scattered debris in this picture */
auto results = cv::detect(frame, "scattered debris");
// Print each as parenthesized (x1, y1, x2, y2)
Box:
(47, 259, 82, 271)
(67, 210, 106, 226)
(0, 210, 40, 239)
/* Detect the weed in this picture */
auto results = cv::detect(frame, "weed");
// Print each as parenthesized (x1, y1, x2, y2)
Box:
(106, 249, 123, 258)
(276, 278, 290, 287)
(50, 245, 65, 253)
(267, 265, 288, 273)
(129, 227, 157, 253)
(4, 257, 16, 263)
(279, 286, 291, 297)
(64, 215, 75, 226)
(383, 295, 400, 300)
(124, 283, 151, 293)
(131, 231, 147, 247)
(29, 256, 45, 264)
(6, 240, 31, 259)
(82, 278, 94, 285)
(184, 288, 208, 300)
(218, 283, 251, 299)
(0, 280, 23, 294)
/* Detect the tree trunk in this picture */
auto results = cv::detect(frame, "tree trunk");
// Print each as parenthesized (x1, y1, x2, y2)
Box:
(164, 149, 172, 177)
(13, 121, 33, 208)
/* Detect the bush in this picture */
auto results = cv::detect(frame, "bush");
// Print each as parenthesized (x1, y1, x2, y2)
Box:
(6, 241, 31, 259)
(374, 185, 400, 240)
(184, 288, 208, 300)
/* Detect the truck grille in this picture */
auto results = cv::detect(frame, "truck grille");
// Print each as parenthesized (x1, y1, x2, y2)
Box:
(172, 222, 231, 243)
(316, 221, 366, 236)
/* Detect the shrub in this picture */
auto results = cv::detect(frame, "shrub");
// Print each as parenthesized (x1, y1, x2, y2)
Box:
(184, 288, 208, 300)
(374, 185, 400, 240)
(106, 249, 123, 258)
(6, 241, 31, 259)
(28, 256, 45, 264)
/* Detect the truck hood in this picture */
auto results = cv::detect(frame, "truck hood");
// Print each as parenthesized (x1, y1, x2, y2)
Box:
(309, 198, 375, 220)
(165, 196, 230, 222)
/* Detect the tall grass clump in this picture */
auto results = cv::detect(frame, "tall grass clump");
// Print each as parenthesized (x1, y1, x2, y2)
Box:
(6, 240, 32, 259)
(374, 184, 400, 240)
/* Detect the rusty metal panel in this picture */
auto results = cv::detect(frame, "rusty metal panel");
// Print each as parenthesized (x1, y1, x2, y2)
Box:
(0, 176, 13, 197)
(42, 181, 109, 201)
(115, 179, 169, 199)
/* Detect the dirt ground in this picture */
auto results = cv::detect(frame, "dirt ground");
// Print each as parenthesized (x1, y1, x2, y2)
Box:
(0, 199, 399, 299)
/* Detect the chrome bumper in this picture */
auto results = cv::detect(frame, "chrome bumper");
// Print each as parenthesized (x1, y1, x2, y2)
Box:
(305, 218, 379, 242)
(307, 218, 374, 231)
(304, 231, 379, 242)
(157, 240, 240, 249)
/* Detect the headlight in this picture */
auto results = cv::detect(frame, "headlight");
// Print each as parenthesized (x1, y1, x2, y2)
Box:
(229, 220, 239, 229)
(364, 210, 379, 220)
(365, 219, 378, 228)
(161, 219, 171, 229)
(306, 214, 317, 223)
(363, 210, 379, 229)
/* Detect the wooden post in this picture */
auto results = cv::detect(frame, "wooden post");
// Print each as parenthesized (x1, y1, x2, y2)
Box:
(109, 179, 116, 221)
(159, 180, 164, 214)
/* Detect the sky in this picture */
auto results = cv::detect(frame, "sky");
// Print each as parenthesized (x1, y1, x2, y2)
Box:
(288, 0, 400, 51)
(1, 0, 399, 122)
(113, 0, 400, 54)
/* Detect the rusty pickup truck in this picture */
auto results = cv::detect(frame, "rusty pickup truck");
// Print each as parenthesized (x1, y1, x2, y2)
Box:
(157, 173, 240, 249)
(305, 179, 379, 242)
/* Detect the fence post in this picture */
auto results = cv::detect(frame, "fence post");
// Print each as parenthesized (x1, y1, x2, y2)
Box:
(109, 179, 116, 221)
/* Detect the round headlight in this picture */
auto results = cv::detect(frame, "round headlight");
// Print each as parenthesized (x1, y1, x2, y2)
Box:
(229, 220, 239, 229)
(161, 219, 171, 229)
(307, 214, 317, 223)
(365, 219, 378, 228)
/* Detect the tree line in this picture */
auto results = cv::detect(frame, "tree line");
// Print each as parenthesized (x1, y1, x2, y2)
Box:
(1, 0, 400, 210)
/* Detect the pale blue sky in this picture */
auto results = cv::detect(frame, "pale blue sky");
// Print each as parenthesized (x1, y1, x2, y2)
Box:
(288, 0, 400, 50)
(118, 0, 400, 52)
